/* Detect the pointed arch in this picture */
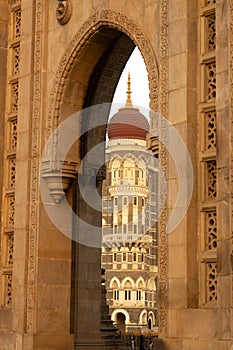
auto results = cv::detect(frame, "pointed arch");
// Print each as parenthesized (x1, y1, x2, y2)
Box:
(148, 311, 156, 327)
(122, 276, 135, 289)
(47, 10, 159, 138)
(136, 277, 146, 289)
(111, 309, 130, 325)
(110, 277, 121, 289)
(139, 310, 147, 325)
(44, 7, 160, 343)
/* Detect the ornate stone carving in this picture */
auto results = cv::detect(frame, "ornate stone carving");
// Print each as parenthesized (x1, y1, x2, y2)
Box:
(45, 10, 159, 227)
(0, 1, 22, 308)
(205, 110, 216, 150)
(47, 10, 158, 138)
(26, 0, 42, 333)
(206, 160, 217, 200)
(14, 8, 21, 39)
(41, 160, 77, 203)
(205, 210, 217, 250)
(158, 0, 169, 336)
(10, 82, 19, 113)
(206, 61, 216, 101)
(13, 45, 20, 76)
(206, 262, 217, 302)
(201, 1, 217, 307)
(46, 5, 162, 334)
(56, 0, 72, 25)
(206, 13, 216, 52)
(6, 274, 13, 307)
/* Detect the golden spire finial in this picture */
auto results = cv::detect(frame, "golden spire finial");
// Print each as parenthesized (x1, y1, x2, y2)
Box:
(125, 71, 133, 108)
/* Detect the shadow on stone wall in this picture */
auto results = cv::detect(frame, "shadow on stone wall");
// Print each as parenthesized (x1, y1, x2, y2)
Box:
(153, 338, 166, 349)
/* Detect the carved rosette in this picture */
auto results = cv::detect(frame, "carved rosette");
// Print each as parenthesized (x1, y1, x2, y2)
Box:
(56, 0, 72, 25)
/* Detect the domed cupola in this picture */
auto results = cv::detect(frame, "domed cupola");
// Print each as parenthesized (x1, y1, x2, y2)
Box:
(108, 73, 149, 141)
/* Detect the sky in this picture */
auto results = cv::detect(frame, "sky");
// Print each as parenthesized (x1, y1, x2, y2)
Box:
(109, 47, 150, 119)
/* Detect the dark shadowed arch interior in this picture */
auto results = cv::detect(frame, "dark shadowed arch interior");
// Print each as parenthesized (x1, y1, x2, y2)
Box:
(81, 28, 135, 159)
(69, 26, 137, 344)
(116, 313, 126, 334)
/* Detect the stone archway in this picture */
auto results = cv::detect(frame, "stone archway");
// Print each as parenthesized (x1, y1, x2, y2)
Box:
(116, 313, 126, 334)
(45, 10, 160, 350)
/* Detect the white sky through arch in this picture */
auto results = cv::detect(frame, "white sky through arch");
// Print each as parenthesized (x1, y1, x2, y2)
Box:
(109, 47, 150, 120)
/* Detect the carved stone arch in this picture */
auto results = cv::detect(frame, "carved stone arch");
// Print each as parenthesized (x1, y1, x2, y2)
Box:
(139, 310, 147, 325)
(136, 276, 146, 289)
(110, 277, 121, 289)
(122, 276, 135, 288)
(47, 9, 159, 138)
(147, 279, 152, 290)
(122, 153, 138, 166)
(148, 311, 155, 326)
(44, 8, 160, 347)
(111, 158, 122, 169)
(111, 309, 130, 325)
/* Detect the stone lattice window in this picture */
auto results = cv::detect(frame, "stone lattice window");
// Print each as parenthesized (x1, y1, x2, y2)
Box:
(201, 0, 217, 306)
(205, 211, 217, 250)
(7, 195, 15, 227)
(13, 9, 21, 40)
(10, 82, 19, 113)
(12, 45, 20, 76)
(206, 160, 216, 200)
(1, 1, 21, 309)
(6, 234, 14, 266)
(206, 13, 216, 52)
(8, 158, 16, 189)
(9, 119, 17, 151)
(5, 274, 13, 306)
(205, 110, 216, 150)
(206, 61, 216, 101)
(206, 262, 217, 302)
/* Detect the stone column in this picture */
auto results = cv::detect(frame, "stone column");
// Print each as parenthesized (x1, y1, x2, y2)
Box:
(73, 174, 104, 349)
(164, 0, 200, 346)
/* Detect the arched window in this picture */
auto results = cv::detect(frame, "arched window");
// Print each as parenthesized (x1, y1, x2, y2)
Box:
(148, 318, 152, 330)
(123, 224, 127, 234)
(136, 290, 141, 300)
(125, 290, 131, 300)
(123, 196, 128, 206)
(124, 279, 133, 300)
(113, 290, 119, 300)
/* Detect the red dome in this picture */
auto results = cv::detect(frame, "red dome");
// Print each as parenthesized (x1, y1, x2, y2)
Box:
(108, 107, 149, 140)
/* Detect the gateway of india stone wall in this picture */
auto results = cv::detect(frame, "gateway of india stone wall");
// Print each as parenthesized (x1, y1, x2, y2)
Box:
(0, 0, 232, 349)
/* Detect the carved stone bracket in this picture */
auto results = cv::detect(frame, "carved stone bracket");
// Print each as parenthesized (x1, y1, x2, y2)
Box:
(42, 160, 77, 203)
(56, 0, 72, 25)
(147, 133, 159, 158)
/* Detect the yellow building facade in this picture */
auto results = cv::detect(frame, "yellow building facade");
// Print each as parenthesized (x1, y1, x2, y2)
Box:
(102, 80, 158, 333)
